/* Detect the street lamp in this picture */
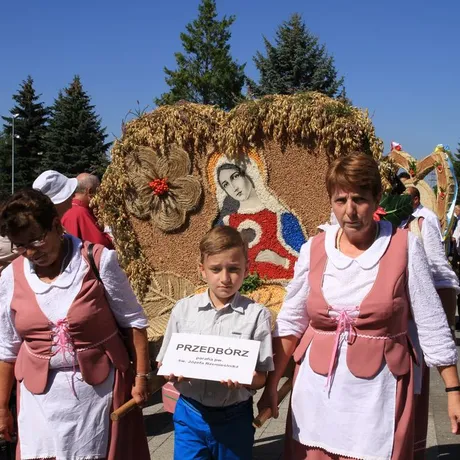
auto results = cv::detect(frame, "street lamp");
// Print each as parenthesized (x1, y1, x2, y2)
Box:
(11, 113, 19, 194)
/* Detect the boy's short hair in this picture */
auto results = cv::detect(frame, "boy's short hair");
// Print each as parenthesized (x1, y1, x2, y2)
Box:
(199, 226, 248, 263)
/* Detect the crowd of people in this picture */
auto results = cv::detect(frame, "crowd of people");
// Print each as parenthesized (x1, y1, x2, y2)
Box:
(0, 154, 459, 460)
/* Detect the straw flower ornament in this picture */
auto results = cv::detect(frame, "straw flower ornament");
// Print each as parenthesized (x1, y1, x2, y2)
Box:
(125, 144, 202, 232)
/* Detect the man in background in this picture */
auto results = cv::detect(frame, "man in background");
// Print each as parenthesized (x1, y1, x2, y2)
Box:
(62, 173, 114, 249)
(33, 170, 78, 217)
(406, 186, 442, 236)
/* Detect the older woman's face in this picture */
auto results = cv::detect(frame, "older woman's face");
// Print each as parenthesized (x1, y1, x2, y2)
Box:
(8, 218, 63, 267)
(331, 188, 380, 234)
(218, 168, 253, 202)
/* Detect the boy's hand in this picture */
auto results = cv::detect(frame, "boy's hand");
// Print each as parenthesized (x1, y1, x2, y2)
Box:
(157, 362, 189, 383)
(165, 374, 189, 383)
(220, 379, 243, 390)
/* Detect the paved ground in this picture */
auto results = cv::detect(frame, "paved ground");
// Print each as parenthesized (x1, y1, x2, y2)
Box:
(144, 331, 460, 459)
(425, 329, 460, 459)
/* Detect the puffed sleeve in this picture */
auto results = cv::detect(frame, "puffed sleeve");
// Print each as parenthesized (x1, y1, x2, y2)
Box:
(0, 266, 23, 361)
(407, 233, 457, 367)
(421, 217, 460, 292)
(273, 240, 312, 338)
(99, 249, 148, 329)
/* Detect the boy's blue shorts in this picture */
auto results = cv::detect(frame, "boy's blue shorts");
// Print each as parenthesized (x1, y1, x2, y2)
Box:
(173, 395, 255, 459)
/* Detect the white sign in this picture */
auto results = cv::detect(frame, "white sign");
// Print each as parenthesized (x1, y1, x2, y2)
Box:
(158, 333, 261, 385)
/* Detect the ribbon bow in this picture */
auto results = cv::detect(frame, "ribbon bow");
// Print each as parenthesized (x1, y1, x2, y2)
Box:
(53, 319, 78, 396)
(326, 308, 357, 390)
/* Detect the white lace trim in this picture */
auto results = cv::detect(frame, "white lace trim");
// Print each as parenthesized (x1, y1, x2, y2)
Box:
(298, 439, 390, 460)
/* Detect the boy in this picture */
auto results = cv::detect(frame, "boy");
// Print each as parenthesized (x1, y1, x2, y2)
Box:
(156, 225, 274, 460)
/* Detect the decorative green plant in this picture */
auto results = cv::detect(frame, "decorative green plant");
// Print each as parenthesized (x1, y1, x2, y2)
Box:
(377, 194, 413, 227)
(240, 273, 264, 294)
(408, 160, 417, 177)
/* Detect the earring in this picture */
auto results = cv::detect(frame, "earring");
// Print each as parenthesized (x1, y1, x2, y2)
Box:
(60, 234, 64, 241)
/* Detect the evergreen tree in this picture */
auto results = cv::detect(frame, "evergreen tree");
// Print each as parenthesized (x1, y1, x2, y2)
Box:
(250, 13, 344, 98)
(0, 76, 49, 194)
(155, 0, 245, 110)
(42, 76, 110, 177)
(453, 143, 460, 201)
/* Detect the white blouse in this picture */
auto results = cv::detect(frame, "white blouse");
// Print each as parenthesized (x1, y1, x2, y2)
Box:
(275, 222, 457, 460)
(417, 213, 459, 291)
(0, 235, 148, 460)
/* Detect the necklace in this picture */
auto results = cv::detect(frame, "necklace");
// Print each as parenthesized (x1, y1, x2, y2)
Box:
(336, 223, 380, 253)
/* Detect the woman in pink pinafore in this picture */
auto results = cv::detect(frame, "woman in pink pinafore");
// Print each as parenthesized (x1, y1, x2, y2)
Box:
(258, 153, 460, 460)
(0, 189, 150, 460)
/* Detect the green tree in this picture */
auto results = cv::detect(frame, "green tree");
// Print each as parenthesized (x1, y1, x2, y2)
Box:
(155, 0, 245, 110)
(250, 13, 345, 98)
(453, 143, 460, 202)
(42, 76, 110, 177)
(0, 76, 49, 194)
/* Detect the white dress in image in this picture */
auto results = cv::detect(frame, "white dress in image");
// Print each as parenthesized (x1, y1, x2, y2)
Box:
(275, 222, 457, 460)
(0, 235, 148, 460)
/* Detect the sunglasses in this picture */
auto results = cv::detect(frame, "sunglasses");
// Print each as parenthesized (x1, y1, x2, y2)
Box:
(10, 231, 49, 254)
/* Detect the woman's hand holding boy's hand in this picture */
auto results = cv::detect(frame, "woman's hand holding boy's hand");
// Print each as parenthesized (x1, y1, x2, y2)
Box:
(257, 381, 279, 419)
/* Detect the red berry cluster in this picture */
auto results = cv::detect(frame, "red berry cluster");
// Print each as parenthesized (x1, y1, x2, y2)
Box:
(149, 177, 169, 196)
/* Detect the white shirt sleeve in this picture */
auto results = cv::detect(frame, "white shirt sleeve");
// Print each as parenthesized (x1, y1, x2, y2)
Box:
(99, 249, 148, 329)
(453, 219, 460, 242)
(274, 240, 311, 338)
(420, 217, 460, 292)
(407, 233, 458, 367)
(0, 266, 22, 361)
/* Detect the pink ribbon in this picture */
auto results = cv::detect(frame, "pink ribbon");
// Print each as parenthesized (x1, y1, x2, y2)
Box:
(52, 319, 78, 396)
(53, 319, 74, 358)
(325, 308, 357, 390)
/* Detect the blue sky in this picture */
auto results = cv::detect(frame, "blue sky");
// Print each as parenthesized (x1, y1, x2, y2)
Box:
(1, 0, 459, 159)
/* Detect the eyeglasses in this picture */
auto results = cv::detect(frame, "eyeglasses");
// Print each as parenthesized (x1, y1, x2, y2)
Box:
(10, 231, 48, 254)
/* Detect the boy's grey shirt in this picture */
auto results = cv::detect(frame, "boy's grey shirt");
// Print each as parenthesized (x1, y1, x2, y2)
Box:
(156, 290, 274, 407)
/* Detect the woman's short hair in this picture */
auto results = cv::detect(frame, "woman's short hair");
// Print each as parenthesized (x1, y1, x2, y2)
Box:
(199, 225, 248, 263)
(325, 153, 382, 199)
(0, 189, 58, 237)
